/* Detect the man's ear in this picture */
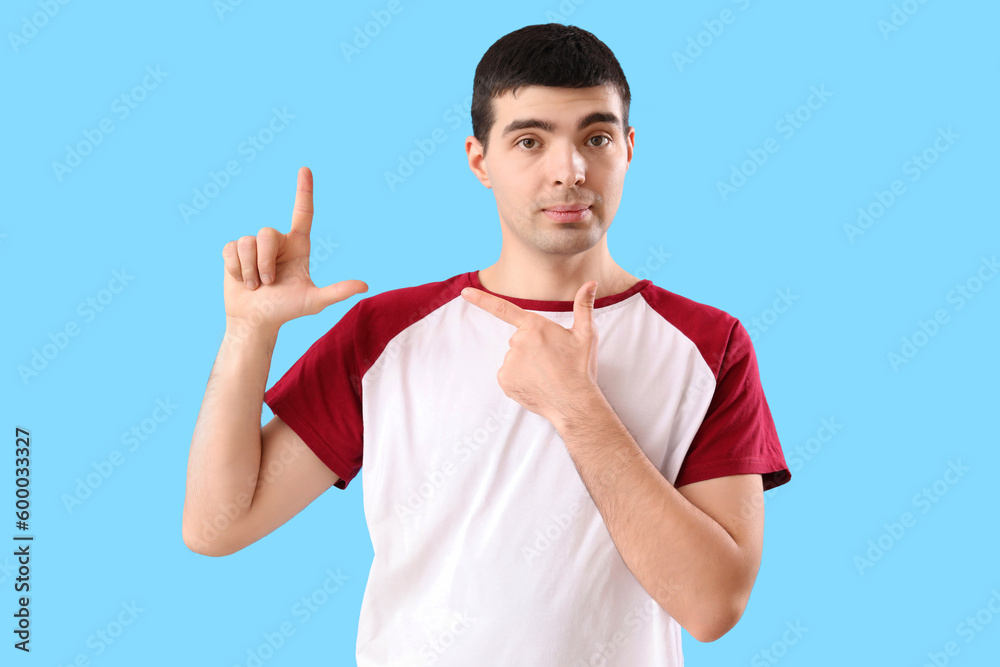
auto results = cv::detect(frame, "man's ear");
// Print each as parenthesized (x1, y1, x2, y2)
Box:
(625, 125, 635, 172)
(465, 135, 492, 189)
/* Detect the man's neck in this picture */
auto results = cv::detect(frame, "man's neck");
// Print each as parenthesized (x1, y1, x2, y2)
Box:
(477, 264, 640, 302)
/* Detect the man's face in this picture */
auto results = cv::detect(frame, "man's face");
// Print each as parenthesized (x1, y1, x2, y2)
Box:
(466, 84, 634, 258)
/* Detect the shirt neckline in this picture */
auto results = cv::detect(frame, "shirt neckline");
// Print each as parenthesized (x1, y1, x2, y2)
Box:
(464, 271, 651, 312)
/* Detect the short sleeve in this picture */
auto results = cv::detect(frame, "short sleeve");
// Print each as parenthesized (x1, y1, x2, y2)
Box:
(675, 319, 790, 491)
(263, 301, 365, 490)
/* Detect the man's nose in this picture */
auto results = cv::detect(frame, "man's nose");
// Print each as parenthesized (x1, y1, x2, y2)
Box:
(548, 141, 586, 186)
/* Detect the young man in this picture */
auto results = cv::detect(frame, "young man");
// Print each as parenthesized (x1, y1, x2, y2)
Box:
(183, 23, 790, 665)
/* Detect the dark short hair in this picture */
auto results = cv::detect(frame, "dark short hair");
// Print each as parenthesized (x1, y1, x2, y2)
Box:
(471, 24, 631, 155)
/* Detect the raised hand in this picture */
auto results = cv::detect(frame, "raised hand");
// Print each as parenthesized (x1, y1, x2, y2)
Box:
(221, 167, 368, 332)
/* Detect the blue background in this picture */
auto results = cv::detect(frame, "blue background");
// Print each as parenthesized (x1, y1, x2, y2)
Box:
(4, 0, 999, 664)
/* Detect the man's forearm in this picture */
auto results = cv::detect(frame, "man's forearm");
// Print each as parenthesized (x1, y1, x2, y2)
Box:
(182, 318, 279, 552)
(553, 389, 748, 642)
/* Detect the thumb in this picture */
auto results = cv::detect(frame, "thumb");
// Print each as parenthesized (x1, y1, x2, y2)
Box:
(312, 280, 369, 312)
(572, 281, 598, 335)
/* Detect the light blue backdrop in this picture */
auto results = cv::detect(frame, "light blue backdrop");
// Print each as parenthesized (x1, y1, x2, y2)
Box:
(5, 0, 998, 665)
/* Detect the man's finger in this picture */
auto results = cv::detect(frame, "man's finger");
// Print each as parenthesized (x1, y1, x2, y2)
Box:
(256, 227, 280, 284)
(572, 281, 598, 335)
(461, 287, 530, 328)
(222, 240, 241, 281)
(290, 166, 314, 237)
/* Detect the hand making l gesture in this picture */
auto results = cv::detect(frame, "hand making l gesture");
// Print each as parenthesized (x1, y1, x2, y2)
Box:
(221, 167, 368, 333)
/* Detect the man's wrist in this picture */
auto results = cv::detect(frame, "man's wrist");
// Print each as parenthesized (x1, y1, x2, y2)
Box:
(224, 315, 281, 346)
(552, 384, 612, 436)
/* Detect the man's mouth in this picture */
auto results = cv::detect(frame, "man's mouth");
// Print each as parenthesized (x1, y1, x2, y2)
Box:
(542, 205, 591, 222)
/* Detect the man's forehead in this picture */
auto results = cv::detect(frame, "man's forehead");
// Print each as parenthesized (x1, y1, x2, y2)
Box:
(491, 84, 623, 135)
(493, 84, 621, 114)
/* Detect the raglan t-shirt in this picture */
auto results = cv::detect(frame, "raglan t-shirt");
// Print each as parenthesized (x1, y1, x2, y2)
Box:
(263, 270, 791, 666)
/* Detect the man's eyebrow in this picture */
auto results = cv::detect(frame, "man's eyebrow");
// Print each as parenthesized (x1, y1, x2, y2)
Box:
(499, 111, 621, 138)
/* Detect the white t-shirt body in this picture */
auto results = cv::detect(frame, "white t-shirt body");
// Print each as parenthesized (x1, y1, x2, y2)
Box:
(264, 270, 790, 666)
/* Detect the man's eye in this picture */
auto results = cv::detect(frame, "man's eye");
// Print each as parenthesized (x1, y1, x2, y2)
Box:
(518, 136, 609, 149)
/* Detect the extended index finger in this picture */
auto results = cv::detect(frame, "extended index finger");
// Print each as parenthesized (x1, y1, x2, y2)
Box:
(290, 166, 314, 236)
(461, 287, 531, 328)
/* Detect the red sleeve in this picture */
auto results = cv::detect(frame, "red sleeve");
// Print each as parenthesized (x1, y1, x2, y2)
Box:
(675, 319, 790, 491)
(263, 301, 365, 490)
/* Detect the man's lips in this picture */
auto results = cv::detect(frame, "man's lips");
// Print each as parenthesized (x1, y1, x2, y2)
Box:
(543, 204, 590, 212)
(542, 205, 591, 222)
